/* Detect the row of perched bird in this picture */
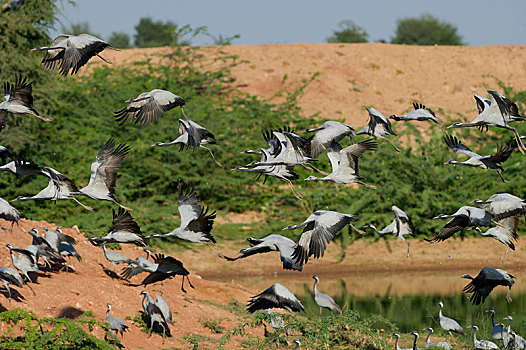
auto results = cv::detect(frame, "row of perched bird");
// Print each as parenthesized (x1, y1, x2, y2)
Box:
(0, 32, 524, 348)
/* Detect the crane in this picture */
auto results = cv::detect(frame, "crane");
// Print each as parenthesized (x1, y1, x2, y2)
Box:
(32, 34, 111, 75)
(390, 103, 440, 123)
(425, 206, 493, 243)
(468, 325, 499, 350)
(88, 208, 146, 246)
(141, 254, 193, 293)
(152, 119, 222, 166)
(305, 121, 355, 158)
(437, 301, 464, 335)
(422, 327, 451, 349)
(304, 139, 377, 188)
(106, 303, 128, 338)
(363, 205, 416, 258)
(443, 134, 513, 183)
(312, 275, 341, 315)
(356, 107, 400, 152)
(0, 197, 19, 232)
(114, 89, 187, 128)
(0, 75, 51, 131)
(147, 181, 216, 243)
(247, 283, 305, 313)
(461, 267, 515, 304)
(447, 89, 526, 153)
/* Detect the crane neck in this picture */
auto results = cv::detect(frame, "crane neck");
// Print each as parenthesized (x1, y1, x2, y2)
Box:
(394, 336, 400, 350)
(490, 312, 495, 327)
(438, 304, 443, 318)
(106, 306, 110, 318)
(472, 327, 477, 345)
(412, 334, 418, 350)
(425, 330, 431, 344)
(313, 279, 318, 294)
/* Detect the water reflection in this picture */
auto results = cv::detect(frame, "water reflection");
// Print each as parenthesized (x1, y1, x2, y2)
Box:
(206, 268, 526, 338)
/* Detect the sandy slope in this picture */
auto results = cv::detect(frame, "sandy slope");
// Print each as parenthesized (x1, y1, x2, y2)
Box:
(98, 43, 526, 127)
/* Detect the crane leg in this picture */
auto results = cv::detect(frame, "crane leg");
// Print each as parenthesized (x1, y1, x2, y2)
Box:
(115, 201, 132, 211)
(501, 247, 510, 264)
(305, 163, 328, 176)
(384, 137, 401, 153)
(319, 307, 322, 316)
(509, 127, 526, 154)
(349, 223, 365, 235)
(31, 112, 52, 122)
(201, 146, 222, 167)
(356, 181, 376, 189)
(406, 241, 410, 258)
(285, 179, 303, 199)
(71, 197, 93, 211)
(25, 281, 36, 296)
(96, 54, 112, 64)
(506, 288, 512, 303)
(497, 170, 509, 183)
(181, 277, 187, 293)
(161, 323, 166, 343)
(181, 106, 189, 120)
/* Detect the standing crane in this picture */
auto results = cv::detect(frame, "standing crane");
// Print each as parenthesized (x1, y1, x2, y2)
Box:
(0, 197, 19, 232)
(6, 244, 41, 283)
(468, 325, 499, 350)
(437, 301, 464, 335)
(312, 275, 341, 315)
(106, 303, 128, 338)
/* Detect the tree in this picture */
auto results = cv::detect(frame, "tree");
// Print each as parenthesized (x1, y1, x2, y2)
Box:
(327, 20, 368, 43)
(391, 13, 464, 45)
(61, 21, 95, 36)
(108, 31, 131, 48)
(133, 17, 207, 48)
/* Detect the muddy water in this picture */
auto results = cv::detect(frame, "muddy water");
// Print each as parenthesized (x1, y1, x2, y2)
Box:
(206, 267, 526, 337)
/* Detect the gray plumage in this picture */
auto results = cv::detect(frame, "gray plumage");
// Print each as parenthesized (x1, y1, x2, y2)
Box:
(219, 234, 302, 271)
(306, 121, 355, 158)
(356, 107, 400, 152)
(0, 197, 19, 231)
(283, 210, 358, 265)
(425, 206, 493, 243)
(140, 291, 171, 341)
(0, 266, 25, 299)
(0, 75, 51, 131)
(447, 89, 526, 153)
(79, 138, 131, 210)
(251, 128, 314, 167)
(43, 227, 77, 252)
(423, 327, 451, 350)
(26, 228, 63, 267)
(115, 89, 186, 128)
(152, 119, 221, 166)
(6, 244, 40, 283)
(468, 325, 499, 350)
(32, 34, 111, 75)
(147, 181, 216, 243)
(312, 275, 341, 315)
(106, 303, 128, 337)
(304, 139, 377, 188)
(120, 249, 157, 280)
(485, 309, 507, 340)
(247, 283, 305, 313)
(140, 254, 193, 293)
(475, 216, 518, 263)
(390, 103, 440, 124)
(88, 208, 145, 246)
(59, 242, 81, 261)
(364, 205, 416, 258)
(102, 243, 131, 271)
(437, 301, 464, 335)
(461, 267, 515, 305)
(392, 333, 412, 350)
(474, 193, 526, 221)
(443, 134, 512, 183)
(266, 309, 285, 330)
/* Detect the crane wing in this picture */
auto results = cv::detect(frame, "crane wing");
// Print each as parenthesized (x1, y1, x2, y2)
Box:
(425, 216, 469, 242)
(177, 181, 204, 228)
(443, 134, 480, 158)
(339, 139, 377, 176)
(112, 208, 141, 235)
(82, 138, 130, 200)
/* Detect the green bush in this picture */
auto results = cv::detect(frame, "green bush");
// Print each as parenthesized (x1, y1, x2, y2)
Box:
(391, 13, 464, 45)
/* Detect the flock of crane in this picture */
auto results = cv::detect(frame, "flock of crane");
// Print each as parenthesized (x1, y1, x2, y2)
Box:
(0, 33, 525, 349)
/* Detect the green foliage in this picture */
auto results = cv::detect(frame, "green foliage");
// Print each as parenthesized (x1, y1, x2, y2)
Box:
(133, 17, 207, 47)
(391, 13, 464, 45)
(327, 19, 369, 43)
(201, 317, 225, 333)
(107, 32, 131, 48)
(0, 308, 118, 349)
(210, 33, 241, 46)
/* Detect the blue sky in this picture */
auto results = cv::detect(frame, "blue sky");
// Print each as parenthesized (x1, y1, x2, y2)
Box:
(53, 0, 526, 46)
